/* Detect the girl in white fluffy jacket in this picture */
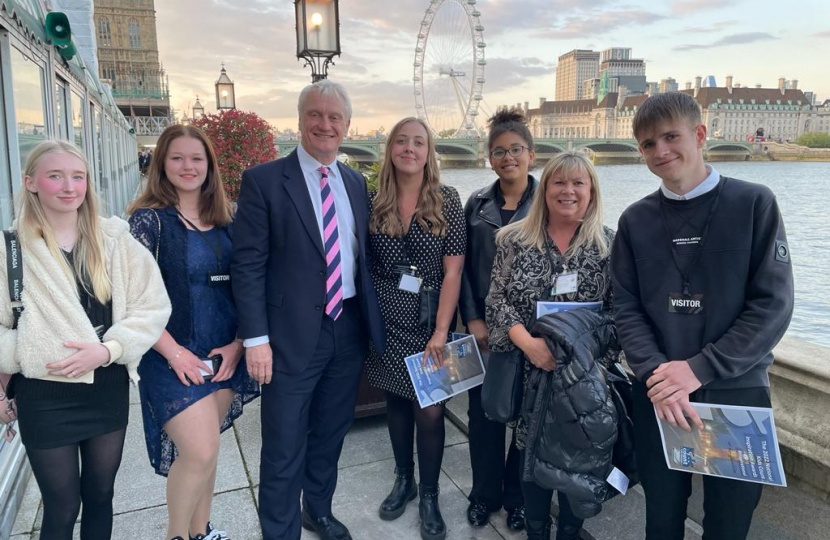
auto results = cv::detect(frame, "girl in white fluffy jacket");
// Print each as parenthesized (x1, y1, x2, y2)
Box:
(0, 141, 171, 540)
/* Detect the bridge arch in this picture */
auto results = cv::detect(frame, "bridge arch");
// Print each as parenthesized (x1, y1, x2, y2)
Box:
(339, 143, 380, 161)
(434, 142, 478, 156)
(577, 141, 640, 153)
(707, 143, 752, 155)
(534, 142, 566, 154)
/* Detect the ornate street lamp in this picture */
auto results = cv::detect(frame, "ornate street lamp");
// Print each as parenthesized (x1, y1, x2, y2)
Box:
(215, 65, 236, 110)
(295, 0, 341, 82)
(193, 96, 205, 119)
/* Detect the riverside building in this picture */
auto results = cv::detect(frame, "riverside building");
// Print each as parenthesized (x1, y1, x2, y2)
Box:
(528, 76, 829, 142)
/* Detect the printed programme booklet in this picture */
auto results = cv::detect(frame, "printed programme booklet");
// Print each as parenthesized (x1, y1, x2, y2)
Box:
(655, 403, 787, 487)
(404, 333, 485, 409)
(536, 300, 603, 319)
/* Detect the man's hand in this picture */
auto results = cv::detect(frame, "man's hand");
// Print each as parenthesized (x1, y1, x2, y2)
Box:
(654, 394, 704, 432)
(466, 318, 489, 352)
(246, 342, 273, 384)
(646, 360, 702, 404)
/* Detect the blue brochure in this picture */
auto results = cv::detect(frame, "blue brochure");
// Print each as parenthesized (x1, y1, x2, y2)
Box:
(655, 403, 787, 487)
(535, 301, 603, 319)
(404, 334, 485, 409)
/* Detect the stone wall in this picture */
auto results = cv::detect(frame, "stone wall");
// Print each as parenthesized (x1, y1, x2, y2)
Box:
(770, 336, 830, 501)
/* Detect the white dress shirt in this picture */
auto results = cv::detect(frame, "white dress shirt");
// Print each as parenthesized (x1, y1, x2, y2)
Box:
(660, 164, 720, 201)
(244, 145, 360, 348)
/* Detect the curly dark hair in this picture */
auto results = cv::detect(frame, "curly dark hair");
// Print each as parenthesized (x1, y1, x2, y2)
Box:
(487, 106, 534, 151)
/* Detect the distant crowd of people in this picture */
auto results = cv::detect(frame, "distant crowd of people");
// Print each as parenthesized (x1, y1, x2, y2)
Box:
(0, 81, 794, 540)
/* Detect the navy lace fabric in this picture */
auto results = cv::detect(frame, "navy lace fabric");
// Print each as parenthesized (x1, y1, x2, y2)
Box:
(136, 225, 259, 476)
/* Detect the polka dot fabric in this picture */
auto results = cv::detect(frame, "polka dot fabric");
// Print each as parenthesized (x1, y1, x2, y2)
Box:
(366, 184, 467, 402)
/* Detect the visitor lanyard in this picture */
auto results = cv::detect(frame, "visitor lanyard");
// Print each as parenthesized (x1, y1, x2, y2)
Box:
(176, 211, 224, 271)
(658, 180, 723, 296)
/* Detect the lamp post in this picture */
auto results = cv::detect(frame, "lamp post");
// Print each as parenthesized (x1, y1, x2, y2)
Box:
(215, 65, 236, 110)
(295, 0, 341, 82)
(193, 96, 205, 119)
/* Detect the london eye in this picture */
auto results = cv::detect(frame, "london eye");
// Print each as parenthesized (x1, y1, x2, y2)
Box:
(413, 0, 486, 138)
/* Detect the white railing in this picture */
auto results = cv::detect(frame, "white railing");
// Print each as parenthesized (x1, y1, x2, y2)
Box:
(129, 116, 174, 136)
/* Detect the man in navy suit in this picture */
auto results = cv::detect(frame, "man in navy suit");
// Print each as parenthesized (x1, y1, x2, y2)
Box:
(232, 80, 385, 540)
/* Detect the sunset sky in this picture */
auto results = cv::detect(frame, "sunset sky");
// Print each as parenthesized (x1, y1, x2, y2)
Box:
(155, 0, 830, 132)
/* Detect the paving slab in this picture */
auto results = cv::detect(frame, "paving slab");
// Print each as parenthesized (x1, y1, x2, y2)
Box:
(301, 457, 505, 540)
(237, 400, 468, 488)
(103, 487, 259, 540)
(111, 403, 249, 515)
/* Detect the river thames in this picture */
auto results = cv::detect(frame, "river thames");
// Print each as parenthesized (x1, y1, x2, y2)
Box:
(440, 161, 830, 348)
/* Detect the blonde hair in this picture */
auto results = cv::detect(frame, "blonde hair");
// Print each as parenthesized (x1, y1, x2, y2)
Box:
(17, 140, 111, 303)
(497, 151, 608, 258)
(369, 117, 447, 237)
(127, 124, 232, 226)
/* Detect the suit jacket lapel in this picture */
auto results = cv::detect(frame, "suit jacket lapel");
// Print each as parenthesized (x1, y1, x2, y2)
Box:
(283, 151, 324, 257)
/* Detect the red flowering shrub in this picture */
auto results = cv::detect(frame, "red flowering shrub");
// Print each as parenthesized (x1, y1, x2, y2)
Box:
(192, 109, 277, 200)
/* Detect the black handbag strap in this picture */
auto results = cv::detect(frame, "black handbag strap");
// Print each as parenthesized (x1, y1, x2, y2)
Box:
(3, 230, 23, 329)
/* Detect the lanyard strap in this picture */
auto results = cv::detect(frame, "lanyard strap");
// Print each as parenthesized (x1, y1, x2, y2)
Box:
(658, 180, 723, 296)
(176, 211, 224, 270)
(3, 230, 24, 329)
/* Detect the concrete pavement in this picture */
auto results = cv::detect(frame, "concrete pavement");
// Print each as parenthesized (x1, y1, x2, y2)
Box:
(8, 387, 830, 540)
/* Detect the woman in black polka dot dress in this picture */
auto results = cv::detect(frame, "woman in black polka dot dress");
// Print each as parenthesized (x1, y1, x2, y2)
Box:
(366, 117, 466, 540)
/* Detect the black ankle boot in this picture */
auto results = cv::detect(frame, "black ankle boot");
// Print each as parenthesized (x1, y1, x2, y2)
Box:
(418, 484, 446, 540)
(526, 517, 552, 540)
(378, 466, 417, 521)
(555, 521, 582, 540)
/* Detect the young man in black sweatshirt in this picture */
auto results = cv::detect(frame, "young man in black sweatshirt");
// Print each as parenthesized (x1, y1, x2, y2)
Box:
(611, 92, 794, 540)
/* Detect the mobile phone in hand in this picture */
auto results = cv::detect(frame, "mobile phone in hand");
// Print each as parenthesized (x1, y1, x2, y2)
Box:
(197, 355, 223, 381)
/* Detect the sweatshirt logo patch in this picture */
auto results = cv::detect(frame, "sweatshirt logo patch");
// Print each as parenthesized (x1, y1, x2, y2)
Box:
(668, 293, 704, 314)
(775, 241, 790, 264)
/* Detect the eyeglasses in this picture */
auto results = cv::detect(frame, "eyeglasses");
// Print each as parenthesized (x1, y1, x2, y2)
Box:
(489, 146, 528, 159)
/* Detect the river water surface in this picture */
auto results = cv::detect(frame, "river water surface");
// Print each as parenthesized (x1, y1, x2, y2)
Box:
(440, 161, 830, 348)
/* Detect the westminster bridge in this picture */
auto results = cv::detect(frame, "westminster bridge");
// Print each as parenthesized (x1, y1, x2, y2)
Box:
(277, 138, 757, 166)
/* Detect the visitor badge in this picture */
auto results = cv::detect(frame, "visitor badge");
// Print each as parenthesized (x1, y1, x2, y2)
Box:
(606, 466, 629, 495)
(668, 292, 704, 314)
(208, 271, 231, 287)
(551, 272, 578, 295)
(398, 273, 422, 294)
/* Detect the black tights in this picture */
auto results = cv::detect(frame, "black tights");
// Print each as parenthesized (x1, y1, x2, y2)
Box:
(27, 428, 127, 540)
(385, 392, 445, 487)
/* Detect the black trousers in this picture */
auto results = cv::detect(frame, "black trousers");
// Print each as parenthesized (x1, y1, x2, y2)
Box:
(258, 299, 367, 540)
(632, 378, 770, 540)
(467, 383, 523, 511)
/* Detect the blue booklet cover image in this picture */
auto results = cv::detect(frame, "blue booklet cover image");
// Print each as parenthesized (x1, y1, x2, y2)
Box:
(655, 403, 787, 487)
(404, 334, 485, 408)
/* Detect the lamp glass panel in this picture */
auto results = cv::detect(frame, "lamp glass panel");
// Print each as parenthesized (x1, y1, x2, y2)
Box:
(304, 0, 337, 53)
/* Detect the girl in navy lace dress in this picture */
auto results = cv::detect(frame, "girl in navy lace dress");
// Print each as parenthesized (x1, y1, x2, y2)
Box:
(128, 125, 258, 540)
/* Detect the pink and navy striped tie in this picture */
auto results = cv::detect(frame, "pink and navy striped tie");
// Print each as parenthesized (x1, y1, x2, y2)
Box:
(319, 166, 343, 320)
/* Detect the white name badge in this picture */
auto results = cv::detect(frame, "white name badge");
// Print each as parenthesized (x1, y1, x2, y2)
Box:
(398, 273, 423, 294)
(606, 466, 630, 495)
(551, 272, 578, 296)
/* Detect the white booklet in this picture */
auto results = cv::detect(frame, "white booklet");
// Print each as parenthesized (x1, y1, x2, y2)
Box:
(404, 333, 485, 409)
(655, 402, 787, 487)
(535, 300, 603, 319)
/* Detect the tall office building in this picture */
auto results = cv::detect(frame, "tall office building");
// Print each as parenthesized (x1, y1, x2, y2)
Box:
(659, 77, 679, 94)
(555, 50, 600, 101)
(93, 0, 171, 142)
(599, 47, 647, 95)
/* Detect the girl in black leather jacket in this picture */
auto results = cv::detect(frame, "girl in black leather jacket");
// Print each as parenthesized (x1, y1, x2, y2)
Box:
(459, 107, 537, 531)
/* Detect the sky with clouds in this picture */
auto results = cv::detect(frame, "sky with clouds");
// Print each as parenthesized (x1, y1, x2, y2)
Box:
(155, 0, 830, 133)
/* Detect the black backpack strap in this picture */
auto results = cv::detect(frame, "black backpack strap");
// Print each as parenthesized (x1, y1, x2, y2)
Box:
(3, 230, 23, 330)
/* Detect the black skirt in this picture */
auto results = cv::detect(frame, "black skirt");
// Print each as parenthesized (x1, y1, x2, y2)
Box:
(11, 364, 129, 450)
